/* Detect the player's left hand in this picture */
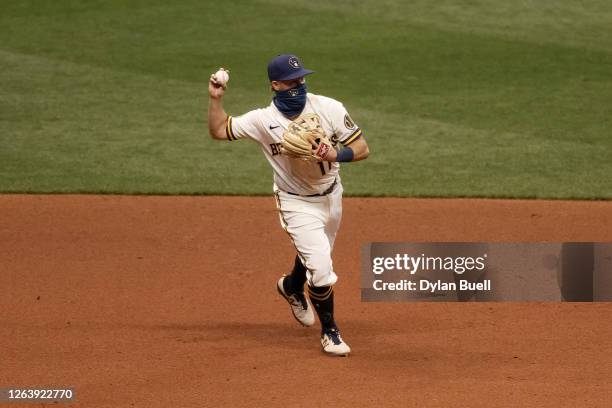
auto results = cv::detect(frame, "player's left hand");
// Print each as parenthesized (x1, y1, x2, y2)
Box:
(311, 138, 337, 162)
(281, 113, 336, 162)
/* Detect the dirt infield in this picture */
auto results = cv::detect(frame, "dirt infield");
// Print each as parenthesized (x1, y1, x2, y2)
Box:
(1, 195, 612, 407)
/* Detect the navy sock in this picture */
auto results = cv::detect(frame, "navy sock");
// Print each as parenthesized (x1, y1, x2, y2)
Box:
(308, 285, 336, 330)
(283, 255, 307, 295)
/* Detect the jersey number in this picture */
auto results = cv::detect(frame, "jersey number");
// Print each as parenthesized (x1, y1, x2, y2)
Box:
(317, 162, 333, 176)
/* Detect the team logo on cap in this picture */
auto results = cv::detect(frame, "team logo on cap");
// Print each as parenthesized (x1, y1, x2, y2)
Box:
(288, 57, 300, 69)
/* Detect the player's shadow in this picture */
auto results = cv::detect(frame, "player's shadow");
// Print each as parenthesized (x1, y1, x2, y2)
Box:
(148, 321, 314, 350)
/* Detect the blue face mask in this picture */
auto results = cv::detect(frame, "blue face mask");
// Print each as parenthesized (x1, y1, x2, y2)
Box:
(273, 82, 307, 117)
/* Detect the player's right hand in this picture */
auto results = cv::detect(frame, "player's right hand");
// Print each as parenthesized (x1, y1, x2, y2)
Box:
(208, 74, 226, 99)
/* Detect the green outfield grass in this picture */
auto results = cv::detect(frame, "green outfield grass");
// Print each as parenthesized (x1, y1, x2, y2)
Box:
(1, 0, 611, 198)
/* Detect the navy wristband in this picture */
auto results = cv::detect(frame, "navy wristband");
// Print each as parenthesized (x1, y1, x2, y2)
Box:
(335, 146, 354, 162)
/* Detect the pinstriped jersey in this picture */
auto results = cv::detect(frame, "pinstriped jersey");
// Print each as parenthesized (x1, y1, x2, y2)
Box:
(225, 93, 362, 196)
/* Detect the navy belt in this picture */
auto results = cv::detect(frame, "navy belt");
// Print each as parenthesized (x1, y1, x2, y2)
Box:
(286, 178, 337, 197)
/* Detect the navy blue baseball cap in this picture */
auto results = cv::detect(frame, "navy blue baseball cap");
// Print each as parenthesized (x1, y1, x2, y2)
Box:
(267, 54, 315, 81)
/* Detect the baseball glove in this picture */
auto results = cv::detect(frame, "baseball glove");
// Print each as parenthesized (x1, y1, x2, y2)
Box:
(281, 113, 333, 161)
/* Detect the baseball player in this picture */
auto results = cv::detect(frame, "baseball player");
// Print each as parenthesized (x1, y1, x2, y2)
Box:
(207, 54, 369, 356)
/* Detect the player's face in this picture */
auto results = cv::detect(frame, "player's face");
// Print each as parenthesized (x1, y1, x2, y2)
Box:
(271, 77, 305, 91)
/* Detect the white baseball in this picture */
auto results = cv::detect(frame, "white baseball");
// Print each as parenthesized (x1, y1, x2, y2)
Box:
(214, 68, 229, 86)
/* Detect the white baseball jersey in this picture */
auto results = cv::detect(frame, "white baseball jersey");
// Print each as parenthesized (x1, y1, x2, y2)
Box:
(225, 93, 362, 196)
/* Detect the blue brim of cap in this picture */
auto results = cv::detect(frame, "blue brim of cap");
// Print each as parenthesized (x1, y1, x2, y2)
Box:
(276, 68, 315, 81)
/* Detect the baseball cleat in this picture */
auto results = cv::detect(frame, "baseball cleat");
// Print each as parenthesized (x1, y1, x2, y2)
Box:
(277, 276, 315, 327)
(321, 327, 351, 356)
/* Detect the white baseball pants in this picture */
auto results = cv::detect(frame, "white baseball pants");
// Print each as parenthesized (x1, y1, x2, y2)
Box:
(274, 182, 343, 287)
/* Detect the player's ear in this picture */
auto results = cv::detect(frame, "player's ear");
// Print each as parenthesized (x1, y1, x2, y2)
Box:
(271, 81, 281, 91)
